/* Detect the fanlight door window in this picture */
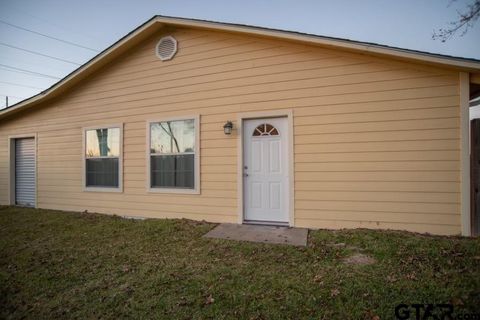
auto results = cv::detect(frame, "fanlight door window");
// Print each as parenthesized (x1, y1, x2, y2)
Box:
(253, 123, 279, 136)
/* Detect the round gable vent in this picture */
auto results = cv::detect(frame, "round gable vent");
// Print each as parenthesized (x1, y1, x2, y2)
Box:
(156, 36, 177, 61)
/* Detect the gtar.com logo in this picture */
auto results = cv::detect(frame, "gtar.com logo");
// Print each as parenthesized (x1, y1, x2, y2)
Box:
(395, 304, 480, 320)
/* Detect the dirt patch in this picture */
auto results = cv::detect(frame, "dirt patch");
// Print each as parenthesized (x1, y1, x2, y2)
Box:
(328, 242, 346, 248)
(342, 253, 376, 265)
(328, 243, 365, 252)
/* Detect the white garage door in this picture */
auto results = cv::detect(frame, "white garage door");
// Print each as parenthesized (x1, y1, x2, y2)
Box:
(15, 138, 36, 207)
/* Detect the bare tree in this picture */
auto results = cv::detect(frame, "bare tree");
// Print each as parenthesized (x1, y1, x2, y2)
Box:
(433, 0, 480, 42)
(159, 122, 180, 153)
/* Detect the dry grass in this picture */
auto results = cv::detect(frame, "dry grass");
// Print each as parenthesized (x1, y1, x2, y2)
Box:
(0, 206, 479, 319)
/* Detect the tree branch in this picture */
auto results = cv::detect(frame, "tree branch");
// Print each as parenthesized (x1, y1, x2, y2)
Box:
(433, 0, 480, 42)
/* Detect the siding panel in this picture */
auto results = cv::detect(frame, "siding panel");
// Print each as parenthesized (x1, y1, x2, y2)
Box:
(0, 27, 461, 234)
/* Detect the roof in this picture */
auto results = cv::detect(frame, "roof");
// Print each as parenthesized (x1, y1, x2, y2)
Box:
(1, 15, 480, 120)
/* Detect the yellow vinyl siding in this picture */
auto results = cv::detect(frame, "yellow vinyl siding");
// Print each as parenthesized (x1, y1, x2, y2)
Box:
(0, 27, 461, 234)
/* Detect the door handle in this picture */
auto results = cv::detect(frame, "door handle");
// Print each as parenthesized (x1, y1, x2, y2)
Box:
(243, 173, 249, 177)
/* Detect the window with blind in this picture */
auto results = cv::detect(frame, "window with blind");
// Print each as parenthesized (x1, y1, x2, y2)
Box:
(149, 118, 197, 190)
(84, 127, 121, 189)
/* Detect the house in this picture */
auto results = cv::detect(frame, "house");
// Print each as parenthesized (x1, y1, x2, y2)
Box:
(1, 16, 479, 236)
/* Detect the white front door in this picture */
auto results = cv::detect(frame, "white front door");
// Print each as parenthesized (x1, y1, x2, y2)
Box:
(243, 117, 289, 224)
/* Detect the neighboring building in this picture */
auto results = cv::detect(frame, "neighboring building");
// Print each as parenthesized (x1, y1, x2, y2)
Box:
(1, 16, 479, 235)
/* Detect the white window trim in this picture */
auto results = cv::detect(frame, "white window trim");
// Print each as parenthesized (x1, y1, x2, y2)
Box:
(146, 115, 200, 194)
(460, 72, 471, 236)
(82, 123, 123, 193)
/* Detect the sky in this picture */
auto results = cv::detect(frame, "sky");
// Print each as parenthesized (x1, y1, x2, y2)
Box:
(0, 0, 479, 109)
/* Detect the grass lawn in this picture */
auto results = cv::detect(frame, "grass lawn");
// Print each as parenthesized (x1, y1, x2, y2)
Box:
(0, 206, 479, 319)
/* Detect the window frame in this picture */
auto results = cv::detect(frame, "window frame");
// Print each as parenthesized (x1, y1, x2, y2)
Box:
(146, 115, 200, 194)
(82, 123, 123, 193)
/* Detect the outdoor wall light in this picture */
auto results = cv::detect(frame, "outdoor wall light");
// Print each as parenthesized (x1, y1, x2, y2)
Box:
(223, 121, 233, 135)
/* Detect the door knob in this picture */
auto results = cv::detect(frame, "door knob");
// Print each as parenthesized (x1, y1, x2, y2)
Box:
(243, 173, 249, 177)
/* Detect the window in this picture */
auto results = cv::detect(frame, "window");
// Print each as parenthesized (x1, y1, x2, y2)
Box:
(148, 117, 199, 192)
(253, 123, 279, 136)
(84, 126, 122, 190)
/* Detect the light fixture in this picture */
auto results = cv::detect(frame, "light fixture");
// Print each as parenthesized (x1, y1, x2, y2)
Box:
(223, 121, 233, 135)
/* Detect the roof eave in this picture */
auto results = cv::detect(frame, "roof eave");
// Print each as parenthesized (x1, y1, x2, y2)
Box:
(0, 16, 163, 120)
(155, 16, 480, 71)
(2, 15, 480, 120)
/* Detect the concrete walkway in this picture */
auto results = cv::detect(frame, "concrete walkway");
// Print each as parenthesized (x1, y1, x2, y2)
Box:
(203, 223, 308, 246)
